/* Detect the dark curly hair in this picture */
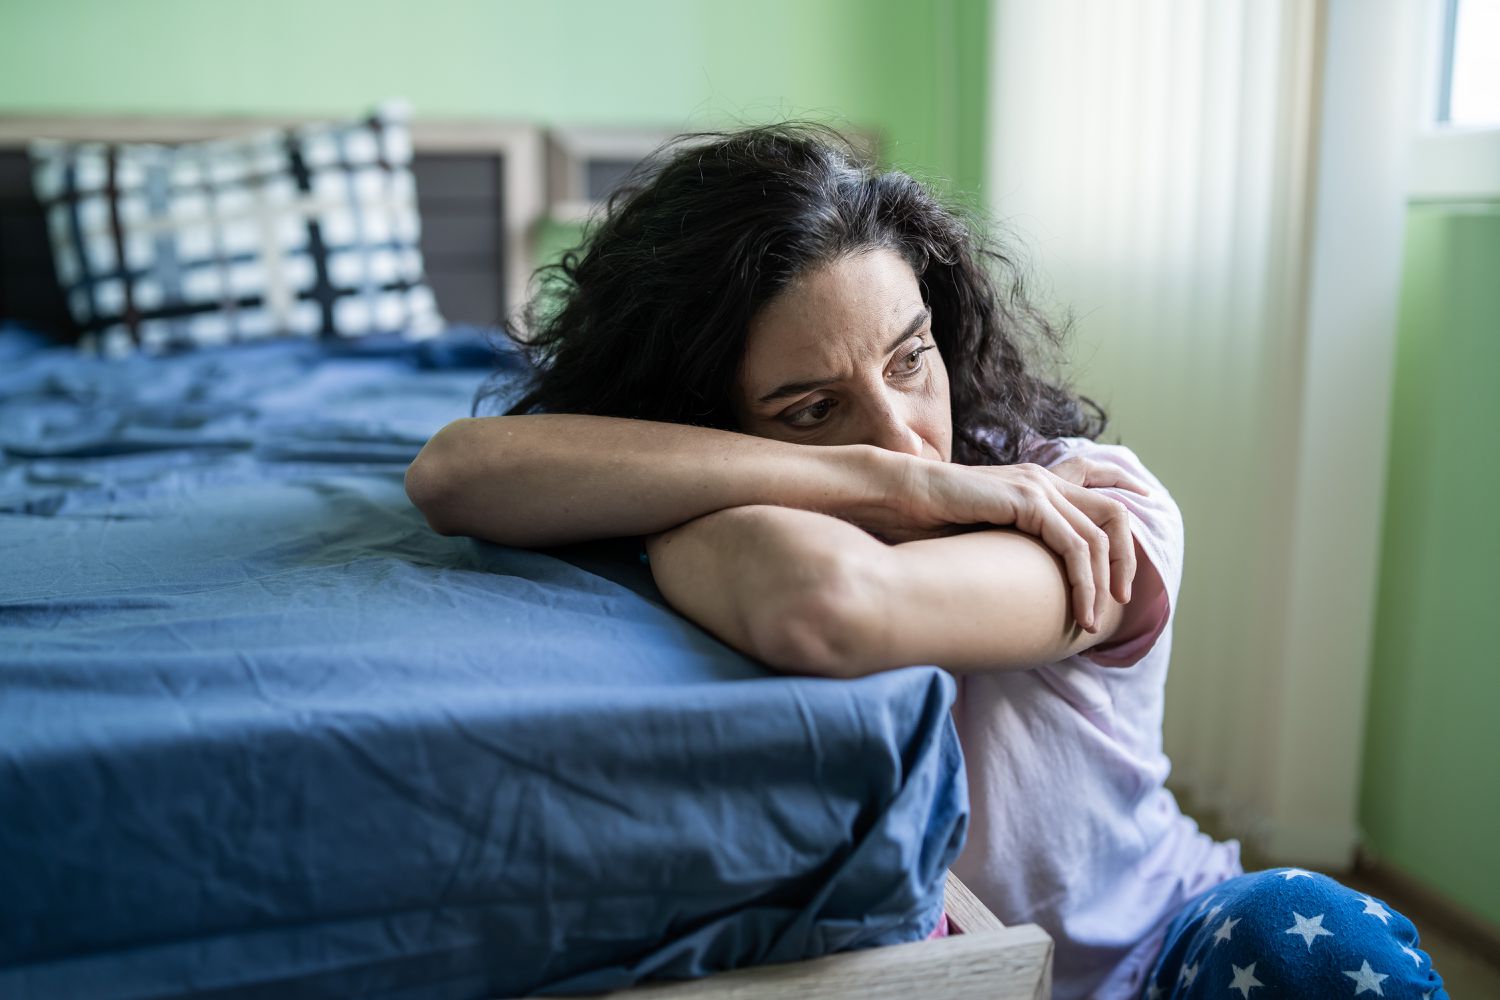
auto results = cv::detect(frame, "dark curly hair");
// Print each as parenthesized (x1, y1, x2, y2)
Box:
(479, 122, 1104, 466)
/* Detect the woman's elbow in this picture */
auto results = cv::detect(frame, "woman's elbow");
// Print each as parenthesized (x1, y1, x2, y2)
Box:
(405, 420, 474, 536)
(404, 457, 458, 535)
(746, 548, 883, 679)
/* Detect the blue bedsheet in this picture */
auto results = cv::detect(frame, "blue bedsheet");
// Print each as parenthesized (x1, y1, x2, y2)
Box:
(0, 327, 967, 999)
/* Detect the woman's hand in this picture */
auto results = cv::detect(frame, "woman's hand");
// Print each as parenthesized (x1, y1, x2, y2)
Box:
(854, 454, 1146, 634)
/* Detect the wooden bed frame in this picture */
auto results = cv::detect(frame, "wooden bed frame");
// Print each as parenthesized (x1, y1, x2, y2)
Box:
(595, 873, 1052, 1000)
(0, 112, 1054, 1000)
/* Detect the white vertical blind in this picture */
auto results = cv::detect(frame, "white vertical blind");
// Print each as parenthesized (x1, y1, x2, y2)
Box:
(987, 0, 1417, 866)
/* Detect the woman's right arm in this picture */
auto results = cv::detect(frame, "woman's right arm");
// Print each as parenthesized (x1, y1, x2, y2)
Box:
(404, 414, 901, 547)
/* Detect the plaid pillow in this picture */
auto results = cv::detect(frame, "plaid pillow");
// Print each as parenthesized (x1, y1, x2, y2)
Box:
(29, 102, 443, 355)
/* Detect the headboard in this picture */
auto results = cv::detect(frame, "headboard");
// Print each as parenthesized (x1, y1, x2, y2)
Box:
(0, 114, 545, 341)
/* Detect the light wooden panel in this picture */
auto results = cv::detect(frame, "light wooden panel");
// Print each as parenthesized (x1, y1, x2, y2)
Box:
(563, 874, 1049, 1000)
(586, 925, 1053, 1000)
(943, 869, 1005, 934)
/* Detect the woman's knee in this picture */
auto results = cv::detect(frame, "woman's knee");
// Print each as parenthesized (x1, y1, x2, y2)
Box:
(1147, 868, 1448, 998)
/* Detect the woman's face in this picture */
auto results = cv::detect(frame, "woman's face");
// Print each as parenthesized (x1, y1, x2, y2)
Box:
(734, 247, 953, 462)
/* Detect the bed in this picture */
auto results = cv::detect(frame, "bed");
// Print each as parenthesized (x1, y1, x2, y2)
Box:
(0, 113, 1052, 999)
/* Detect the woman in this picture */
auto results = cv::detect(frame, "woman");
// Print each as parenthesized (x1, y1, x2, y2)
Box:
(406, 125, 1445, 1000)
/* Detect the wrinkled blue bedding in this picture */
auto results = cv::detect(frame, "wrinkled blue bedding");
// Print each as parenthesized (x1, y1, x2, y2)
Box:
(0, 327, 967, 999)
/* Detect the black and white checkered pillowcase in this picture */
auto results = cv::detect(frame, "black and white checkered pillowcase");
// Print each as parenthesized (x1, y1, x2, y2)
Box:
(29, 102, 444, 356)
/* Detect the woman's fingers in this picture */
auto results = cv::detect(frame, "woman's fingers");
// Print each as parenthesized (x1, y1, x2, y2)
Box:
(1060, 482, 1137, 606)
(1043, 480, 1114, 630)
(1046, 459, 1140, 606)
(1029, 495, 1099, 631)
(1002, 468, 1100, 631)
(1018, 470, 1138, 630)
(1050, 456, 1150, 496)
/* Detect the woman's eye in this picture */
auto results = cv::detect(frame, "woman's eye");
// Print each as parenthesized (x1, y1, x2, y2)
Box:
(785, 398, 836, 428)
(894, 345, 933, 377)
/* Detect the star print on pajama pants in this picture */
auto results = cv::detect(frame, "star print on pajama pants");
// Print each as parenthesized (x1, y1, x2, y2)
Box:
(1142, 868, 1448, 999)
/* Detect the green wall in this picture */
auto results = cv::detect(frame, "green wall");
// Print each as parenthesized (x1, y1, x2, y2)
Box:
(0, 0, 988, 191)
(1361, 201, 1500, 928)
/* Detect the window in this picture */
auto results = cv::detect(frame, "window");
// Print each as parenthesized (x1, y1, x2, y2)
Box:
(1437, 0, 1500, 128)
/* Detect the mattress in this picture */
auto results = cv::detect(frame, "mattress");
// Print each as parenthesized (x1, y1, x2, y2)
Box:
(0, 326, 967, 999)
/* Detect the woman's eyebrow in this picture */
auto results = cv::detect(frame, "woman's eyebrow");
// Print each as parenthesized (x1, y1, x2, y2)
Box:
(883, 306, 932, 354)
(757, 307, 932, 405)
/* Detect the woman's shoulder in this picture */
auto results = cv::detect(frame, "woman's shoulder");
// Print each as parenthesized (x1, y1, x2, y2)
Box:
(1023, 435, 1167, 490)
(972, 425, 1155, 471)
(971, 427, 1180, 536)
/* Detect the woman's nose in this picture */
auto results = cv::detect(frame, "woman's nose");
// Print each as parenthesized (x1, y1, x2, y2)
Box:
(863, 399, 925, 457)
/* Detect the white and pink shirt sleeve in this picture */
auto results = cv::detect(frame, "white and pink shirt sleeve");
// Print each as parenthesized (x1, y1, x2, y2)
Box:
(949, 437, 1242, 1000)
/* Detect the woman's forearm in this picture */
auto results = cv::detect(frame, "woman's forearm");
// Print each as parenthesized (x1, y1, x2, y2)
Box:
(645, 505, 886, 672)
(404, 414, 903, 547)
(647, 505, 1148, 676)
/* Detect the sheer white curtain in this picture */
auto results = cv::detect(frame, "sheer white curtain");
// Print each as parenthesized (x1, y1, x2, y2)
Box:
(986, 0, 1418, 867)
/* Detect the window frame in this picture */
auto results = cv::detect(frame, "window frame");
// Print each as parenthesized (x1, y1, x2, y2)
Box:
(1412, 0, 1500, 201)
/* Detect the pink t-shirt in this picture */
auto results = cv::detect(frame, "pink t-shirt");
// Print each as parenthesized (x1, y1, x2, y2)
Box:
(950, 436, 1241, 1000)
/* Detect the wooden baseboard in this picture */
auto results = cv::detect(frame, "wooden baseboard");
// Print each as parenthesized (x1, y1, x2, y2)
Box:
(1353, 852, 1500, 974)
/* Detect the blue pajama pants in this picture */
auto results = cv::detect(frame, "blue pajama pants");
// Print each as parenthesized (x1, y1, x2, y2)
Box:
(1144, 868, 1448, 999)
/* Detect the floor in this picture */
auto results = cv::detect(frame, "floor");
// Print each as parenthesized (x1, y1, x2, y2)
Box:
(1338, 868, 1500, 1000)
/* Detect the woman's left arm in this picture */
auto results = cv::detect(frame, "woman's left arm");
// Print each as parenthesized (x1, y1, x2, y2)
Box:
(646, 503, 1162, 677)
